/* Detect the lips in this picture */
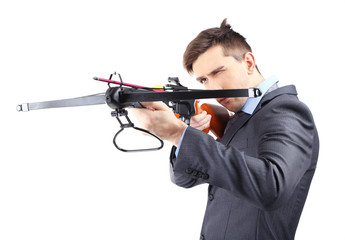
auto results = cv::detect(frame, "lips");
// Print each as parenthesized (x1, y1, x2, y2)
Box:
(218, 98, 229, 104)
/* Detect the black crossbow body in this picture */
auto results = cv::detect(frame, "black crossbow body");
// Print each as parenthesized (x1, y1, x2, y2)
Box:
(17, 72, 261, 152)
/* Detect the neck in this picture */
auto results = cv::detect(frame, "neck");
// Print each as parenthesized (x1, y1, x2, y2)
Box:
(250, 70, 265, 88)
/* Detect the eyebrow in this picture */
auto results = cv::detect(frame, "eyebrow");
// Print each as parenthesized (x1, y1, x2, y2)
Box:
(196, 66, 225, 81)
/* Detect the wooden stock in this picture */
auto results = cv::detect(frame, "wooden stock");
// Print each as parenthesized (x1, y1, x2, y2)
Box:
(198, 101, 231, 140)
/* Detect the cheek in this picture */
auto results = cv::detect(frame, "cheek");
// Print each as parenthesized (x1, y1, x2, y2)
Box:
(218, 74, 235, 89)
(222, 73, 247, 89)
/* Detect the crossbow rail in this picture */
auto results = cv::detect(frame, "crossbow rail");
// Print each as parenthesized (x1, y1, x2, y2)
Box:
(17, 74, 262, 152)
(17, 88, 260, 112)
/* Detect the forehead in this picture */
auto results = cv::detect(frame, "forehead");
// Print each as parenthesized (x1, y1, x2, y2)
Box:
(192, 45, 236, 77)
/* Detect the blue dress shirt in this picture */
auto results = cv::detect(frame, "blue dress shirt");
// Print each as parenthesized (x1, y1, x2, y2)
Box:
(241, 75, 279, 114)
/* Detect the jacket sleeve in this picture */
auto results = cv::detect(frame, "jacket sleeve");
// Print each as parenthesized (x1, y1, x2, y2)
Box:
(170, 98, 318, 210)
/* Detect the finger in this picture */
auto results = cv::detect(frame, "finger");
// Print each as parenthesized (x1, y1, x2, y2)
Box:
(199, 118, 211, 131)
(191, 111, 208, 124)
(193, 116, 211, 130)
(191, 111, 207, 122)
(191, 112, 212, 130)
(139, 101, 170, 111)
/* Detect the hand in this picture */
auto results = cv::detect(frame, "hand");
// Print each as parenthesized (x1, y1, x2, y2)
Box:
(132, 101, 187, 146)
(190, 111, 212, 131)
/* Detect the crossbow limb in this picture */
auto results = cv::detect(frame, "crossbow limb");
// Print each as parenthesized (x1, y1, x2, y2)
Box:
(17, 72, 261, 152)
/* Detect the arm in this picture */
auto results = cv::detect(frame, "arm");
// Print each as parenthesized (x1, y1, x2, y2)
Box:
(132, 101, 187, 146)
(171, 98, 317, 210)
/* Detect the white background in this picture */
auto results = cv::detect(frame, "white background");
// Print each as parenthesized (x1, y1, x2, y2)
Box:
(1, 0, 344, 239)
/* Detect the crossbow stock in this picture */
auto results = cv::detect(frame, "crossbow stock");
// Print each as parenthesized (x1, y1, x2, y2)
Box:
(17, 72, 262, 152)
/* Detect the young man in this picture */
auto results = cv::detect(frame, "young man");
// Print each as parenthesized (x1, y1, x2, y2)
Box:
(133, 19, 319, 240)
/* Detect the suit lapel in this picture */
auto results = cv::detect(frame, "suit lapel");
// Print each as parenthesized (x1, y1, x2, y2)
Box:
(220, 111, 251, 145)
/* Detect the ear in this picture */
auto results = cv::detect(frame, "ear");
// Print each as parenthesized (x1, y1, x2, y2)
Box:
(243, 52, 256, 75)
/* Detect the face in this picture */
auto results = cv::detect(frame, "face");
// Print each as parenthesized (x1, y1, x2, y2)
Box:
(192, 45, 254, 113)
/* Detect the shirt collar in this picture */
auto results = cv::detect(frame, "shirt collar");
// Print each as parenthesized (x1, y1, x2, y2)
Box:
(241, 76, 279, 115)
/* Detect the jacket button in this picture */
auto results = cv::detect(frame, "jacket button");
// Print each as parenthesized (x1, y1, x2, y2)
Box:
(202, 173, 209, 180)
(185, 168, 193, 174)
(200, 234, 205, 240)
(197, 171, 204, 178)
(208, 194, 214, 201)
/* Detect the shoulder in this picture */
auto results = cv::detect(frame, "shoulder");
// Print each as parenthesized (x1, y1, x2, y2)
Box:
(253, 85, 316, 137)
(259, 85, 297, 108)
(256, 85, 311, 116)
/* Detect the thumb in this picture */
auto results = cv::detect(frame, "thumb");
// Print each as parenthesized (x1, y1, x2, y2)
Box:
(140, 101, 170, 111)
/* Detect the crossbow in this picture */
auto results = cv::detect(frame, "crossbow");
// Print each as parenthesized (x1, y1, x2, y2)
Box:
(17, 72, 262, 152)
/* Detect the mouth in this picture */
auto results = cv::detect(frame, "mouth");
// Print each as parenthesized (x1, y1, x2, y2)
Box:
(217, 98, 229, 104)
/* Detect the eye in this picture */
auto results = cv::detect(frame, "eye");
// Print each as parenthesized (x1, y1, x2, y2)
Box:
(199, 78, 207, 84)
(212, 69, 224, 76)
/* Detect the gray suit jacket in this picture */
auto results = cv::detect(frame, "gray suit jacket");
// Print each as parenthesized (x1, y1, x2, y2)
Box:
(170, 85, 319, 240)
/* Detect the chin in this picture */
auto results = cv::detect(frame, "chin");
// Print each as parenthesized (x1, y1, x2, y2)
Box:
(226, 104, 242, 113)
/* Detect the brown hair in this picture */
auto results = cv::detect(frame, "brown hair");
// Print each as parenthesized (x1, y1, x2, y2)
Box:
(183, 19, 253, 74)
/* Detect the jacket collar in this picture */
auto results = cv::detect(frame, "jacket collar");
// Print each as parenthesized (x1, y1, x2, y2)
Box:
(253, 85, 297, 114)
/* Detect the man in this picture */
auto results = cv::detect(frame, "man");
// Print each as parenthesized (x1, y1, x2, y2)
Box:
(133, 19, 319, 240)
